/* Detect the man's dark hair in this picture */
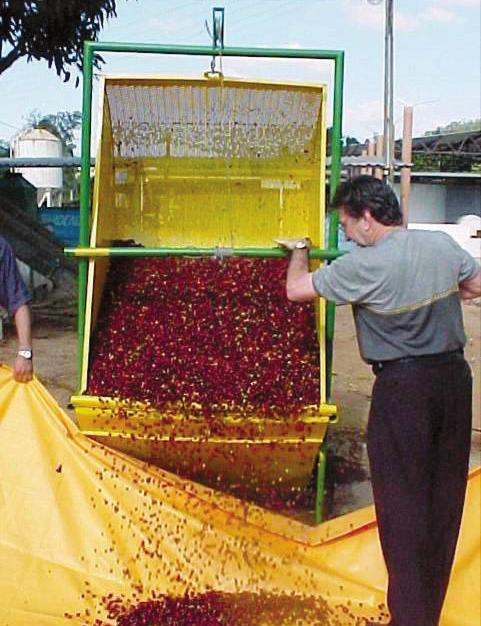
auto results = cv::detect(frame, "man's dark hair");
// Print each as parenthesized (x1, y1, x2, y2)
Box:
(331, 175, 403, 226)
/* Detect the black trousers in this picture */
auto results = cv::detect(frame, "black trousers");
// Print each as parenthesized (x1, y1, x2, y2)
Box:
(367, 351, 472, 626)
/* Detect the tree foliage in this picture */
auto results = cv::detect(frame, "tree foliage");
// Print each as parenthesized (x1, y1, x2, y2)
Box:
(25, 109, 82, 155)
(0, 0, 123, 83)
(344, 136, 360, 147)
(416, 118, 481, 171)
(425, 118, 481, 136)
(412, 153, 479, 173)
(326, 128, 361, 155)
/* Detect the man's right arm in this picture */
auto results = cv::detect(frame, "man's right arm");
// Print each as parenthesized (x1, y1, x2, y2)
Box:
(275, 238, 318, 302)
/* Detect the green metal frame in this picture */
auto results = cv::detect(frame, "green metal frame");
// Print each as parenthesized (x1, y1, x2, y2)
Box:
(66, 246, 345, 260)
(79, 41, 344, 384)
(78, 41, 344, 523)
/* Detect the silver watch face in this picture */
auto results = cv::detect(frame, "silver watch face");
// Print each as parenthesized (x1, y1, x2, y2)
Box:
(18, 349, 32, 360)
(295, 240, 307, 249)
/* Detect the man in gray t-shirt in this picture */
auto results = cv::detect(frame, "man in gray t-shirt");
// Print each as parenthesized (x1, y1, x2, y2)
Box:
(277, 176, 480, 626)
(312, 227, 478, 363)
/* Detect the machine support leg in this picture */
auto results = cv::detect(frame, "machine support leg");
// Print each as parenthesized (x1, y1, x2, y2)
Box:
(315, 440, 328, 524)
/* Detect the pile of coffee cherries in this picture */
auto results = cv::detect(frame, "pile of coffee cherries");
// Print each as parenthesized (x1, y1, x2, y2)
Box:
(111, 591, 335, 626)
(88, 257, 320, 419)
(115, 593, 224, 626)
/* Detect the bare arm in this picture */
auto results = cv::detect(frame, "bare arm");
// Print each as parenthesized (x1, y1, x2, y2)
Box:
(459, 270, 481, 300)
(13, 304, 33, 382)
(275, 239, 318, 302)
(286, 250, 318, 301)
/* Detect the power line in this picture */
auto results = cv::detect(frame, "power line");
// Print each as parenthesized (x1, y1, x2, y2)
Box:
(228, 0, 299, 35)
(174, 0, 303, 46)
(0, 120, 21, 131)
(115, 0, 203, 38)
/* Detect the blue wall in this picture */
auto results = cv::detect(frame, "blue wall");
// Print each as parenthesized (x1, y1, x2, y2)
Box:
(38, 207, 80, 246)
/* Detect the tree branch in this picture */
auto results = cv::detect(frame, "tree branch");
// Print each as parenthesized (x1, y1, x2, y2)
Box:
(0, 46, 23, 75)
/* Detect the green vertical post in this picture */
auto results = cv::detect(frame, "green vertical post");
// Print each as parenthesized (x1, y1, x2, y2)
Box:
(325, 51, 344, 399)
(329, 52, 345, 208)
(315, 440, 328, 524)
(77, 41, 94, 388)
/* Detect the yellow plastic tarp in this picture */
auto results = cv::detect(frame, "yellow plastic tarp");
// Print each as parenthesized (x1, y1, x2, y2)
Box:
(0, 364, 479, 625)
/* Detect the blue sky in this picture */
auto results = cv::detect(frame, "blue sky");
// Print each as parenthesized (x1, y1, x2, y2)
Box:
(0, 0, 479, 148)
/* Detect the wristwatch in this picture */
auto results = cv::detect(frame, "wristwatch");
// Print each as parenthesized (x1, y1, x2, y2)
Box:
(295, 239, 309, 250)
(18, 349, 33, 360)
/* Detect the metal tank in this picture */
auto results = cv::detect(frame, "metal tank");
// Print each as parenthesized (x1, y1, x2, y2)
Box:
(10, 128, 63, 206)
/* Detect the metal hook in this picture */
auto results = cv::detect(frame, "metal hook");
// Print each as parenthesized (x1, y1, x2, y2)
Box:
(204, 19, 212, 40)
(204, 7, 225, 79)
(212, 7, 225, 49)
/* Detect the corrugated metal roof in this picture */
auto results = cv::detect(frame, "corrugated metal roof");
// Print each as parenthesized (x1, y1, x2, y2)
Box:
(106, 80, 324, 160)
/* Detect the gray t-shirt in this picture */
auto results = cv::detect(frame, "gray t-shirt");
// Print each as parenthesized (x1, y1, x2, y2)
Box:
(312, 228, 479, 362)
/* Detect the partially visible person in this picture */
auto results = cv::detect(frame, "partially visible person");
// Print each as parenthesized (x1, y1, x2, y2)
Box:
(276, 175, 481, 626)
(0, 235, 33, 382)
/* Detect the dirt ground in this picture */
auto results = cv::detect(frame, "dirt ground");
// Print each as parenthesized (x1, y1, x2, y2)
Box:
(1, 301, 479, 516)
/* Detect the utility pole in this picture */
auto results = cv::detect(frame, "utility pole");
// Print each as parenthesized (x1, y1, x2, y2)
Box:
(383, 0, 395, 184)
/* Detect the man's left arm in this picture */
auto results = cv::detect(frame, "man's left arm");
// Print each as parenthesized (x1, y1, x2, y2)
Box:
(459, 269, 481, 300)
(13, 304, 33, 382)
